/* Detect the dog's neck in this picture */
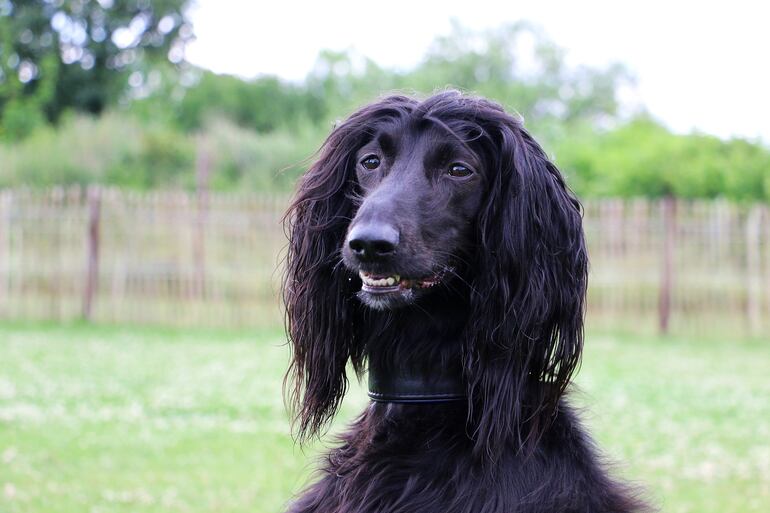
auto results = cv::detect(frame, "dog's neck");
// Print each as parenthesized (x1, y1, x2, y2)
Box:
(362, 292, 468, 404)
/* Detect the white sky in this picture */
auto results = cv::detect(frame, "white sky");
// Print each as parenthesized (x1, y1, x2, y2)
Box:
(185, 0, 770, 142)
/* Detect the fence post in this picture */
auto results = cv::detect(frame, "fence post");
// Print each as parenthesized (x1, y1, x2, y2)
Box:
(0, 190, 10, 314)
(193, 144, 211, 300)
(746, 205, 762, 336)
(82, 186, 102, 321)
(659, 195, 676, 335)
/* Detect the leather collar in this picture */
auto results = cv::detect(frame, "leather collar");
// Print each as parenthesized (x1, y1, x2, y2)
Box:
(367, 357, 466, 403)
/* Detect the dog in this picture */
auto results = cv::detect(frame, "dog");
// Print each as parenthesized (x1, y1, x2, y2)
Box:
(282, 91, 648, 512)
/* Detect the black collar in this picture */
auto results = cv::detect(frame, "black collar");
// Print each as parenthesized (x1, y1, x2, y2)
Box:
(367, 357, 466, 404)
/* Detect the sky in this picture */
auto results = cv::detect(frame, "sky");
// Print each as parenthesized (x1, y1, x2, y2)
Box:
(185, 0, 770, 142)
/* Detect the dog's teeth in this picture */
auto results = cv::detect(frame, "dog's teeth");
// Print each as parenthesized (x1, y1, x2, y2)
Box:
(359, 272, 407, 288)
(358, 272, 402, 288)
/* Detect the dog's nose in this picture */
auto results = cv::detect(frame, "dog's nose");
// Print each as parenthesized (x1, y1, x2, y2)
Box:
(348, 223, 399, 261)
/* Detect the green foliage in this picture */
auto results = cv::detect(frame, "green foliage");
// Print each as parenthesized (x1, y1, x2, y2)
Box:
(403, 21, 629, 129)
(105, 126, 194, 189)
(0, 0, 192, 138)
(0, 112, 324, 191)
(0, 112, 142, 186)
(0, 96, 47, 139)
(720, 139, 770, 201)
(175, 71, 324, 132)
(201, 117, 323, 191)
(553, 117, 770, 201)
(293, 22, 630, 138)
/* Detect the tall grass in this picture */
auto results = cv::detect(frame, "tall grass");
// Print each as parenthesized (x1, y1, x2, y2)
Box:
(0, 113, 326, 192)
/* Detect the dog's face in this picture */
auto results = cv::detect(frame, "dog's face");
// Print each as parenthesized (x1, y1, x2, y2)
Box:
(341, 123, 486, 310)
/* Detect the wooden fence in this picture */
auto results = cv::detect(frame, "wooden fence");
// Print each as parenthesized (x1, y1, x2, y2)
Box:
(0, 187, 768, 336)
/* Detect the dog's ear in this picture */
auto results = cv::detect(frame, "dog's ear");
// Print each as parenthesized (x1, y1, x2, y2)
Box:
(282, 117, 367, 441)
(283, 95, 417, 440)
(464, 115, 588, 459)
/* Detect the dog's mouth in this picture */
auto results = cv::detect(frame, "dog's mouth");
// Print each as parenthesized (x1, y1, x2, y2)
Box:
(358, 269, 446, 294)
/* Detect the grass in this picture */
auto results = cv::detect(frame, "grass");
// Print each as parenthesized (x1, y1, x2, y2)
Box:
(0, 322, 768, 513)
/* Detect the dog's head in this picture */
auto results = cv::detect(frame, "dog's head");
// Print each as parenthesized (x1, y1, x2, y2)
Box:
(284, 91, 587, 456)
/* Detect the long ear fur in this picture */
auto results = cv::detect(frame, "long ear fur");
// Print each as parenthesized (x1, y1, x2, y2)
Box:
(283, 97, 416, 440)
(464, 113, 588, 459)
(283, 121, 364, 440)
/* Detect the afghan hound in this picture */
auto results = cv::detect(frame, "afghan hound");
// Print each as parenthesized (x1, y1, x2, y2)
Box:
(282, 91, 648, 513)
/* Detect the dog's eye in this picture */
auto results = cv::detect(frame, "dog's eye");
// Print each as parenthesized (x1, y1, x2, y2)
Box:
(361, 155, 381, 170)
(448, 163, 472, 178)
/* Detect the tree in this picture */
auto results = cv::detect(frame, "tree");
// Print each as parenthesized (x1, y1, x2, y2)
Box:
(176, 71, 325, 133)
(298, 22, 633, 141)
(0, 0, 192, 138)
(551, 115, 770, 201)
(404, 21, 631, 132)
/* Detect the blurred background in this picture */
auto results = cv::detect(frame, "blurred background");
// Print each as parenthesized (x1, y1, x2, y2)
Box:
(0, 1, 768, 512)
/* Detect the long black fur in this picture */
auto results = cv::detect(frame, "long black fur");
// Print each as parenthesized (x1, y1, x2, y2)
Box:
(282, 92, 649, 512)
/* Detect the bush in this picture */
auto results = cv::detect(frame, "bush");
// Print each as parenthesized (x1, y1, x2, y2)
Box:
(0, 99, 47, 140)
(0, 112, 143, 187)
(0, 110, 328, 192)
(106, 127, 194, 189)
(552, 116, 770, 201)
(200, 117, 324, 192)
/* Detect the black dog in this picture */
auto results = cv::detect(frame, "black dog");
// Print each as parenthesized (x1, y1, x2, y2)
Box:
(283, 92, 648, 512)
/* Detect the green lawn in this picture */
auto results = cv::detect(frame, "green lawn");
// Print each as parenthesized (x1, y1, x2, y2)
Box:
(0, 323, 768, 513)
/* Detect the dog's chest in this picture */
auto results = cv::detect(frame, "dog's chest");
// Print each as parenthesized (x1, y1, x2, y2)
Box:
(288, 448, 574, 513)
(286, 403, 642, 513)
